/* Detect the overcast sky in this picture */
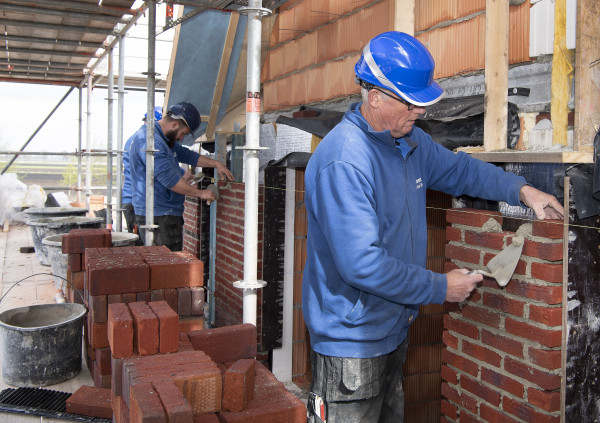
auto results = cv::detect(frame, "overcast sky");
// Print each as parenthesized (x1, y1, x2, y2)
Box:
(0, 82, 166, 156)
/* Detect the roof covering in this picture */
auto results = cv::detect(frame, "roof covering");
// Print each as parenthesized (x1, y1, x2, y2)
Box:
(0, 0, 286, 88)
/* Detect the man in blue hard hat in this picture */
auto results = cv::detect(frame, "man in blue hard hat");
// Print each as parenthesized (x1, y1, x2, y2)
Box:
(303, 32, 564, 423)
(121, 106, 163, 237)
(129, 102, 233, 251)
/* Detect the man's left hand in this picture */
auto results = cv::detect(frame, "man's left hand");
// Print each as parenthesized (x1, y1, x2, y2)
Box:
(519, 185, 564, 220)
(216, 163, 234, 181)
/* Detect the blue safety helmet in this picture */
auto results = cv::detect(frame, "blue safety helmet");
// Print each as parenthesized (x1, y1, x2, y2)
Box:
(354, 31, 445, 107)
(144, 106, 163, 121)
(167, 102, 201, 134)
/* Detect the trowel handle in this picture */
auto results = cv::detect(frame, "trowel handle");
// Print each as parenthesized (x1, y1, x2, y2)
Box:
(468, 269, 494, 278)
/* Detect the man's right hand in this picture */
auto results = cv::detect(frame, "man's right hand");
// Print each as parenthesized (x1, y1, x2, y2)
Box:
(198, 188, 216, 205)
(445, 268, 482, 302)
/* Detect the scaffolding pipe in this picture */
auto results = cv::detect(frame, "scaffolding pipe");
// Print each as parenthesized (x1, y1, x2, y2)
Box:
(116, 33, 125, 232)
(234, 0, 270, 326)
(144, 0, 157, 246)
(77, 88, 83, 203)
(1, 87, 74, 175)
(106, 48, 114, 228)
(85, 74, 93, 211)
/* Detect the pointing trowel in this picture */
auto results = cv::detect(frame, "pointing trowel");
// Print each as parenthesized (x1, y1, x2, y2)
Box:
(468, 236, 525, 287)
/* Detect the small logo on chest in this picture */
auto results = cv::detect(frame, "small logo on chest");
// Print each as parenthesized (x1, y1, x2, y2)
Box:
(416, 177, 423, 190)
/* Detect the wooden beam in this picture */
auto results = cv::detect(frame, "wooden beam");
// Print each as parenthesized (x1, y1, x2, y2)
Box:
(574, 0, 600, 151)
(163, 5, 185, 108)
(463, 149, 593, 163)
(484, 0, 509, 151)
(551, 0, 574, 146)
(392, 0, 415, 35)
(205, 12, 240, 142)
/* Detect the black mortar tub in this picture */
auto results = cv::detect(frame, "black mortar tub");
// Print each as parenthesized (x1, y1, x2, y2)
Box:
(0, 303, 87, 387)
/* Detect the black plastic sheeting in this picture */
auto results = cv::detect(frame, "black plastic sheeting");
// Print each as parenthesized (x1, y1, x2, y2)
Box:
(274, 96, 521, 150)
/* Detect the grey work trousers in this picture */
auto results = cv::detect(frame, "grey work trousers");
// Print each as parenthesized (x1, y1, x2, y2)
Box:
(307, 339, 408, 423)
(134, 214, 184, 251)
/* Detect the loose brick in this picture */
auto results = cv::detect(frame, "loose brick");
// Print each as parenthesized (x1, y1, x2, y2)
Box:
(164, 288, 178, 312)
(179, 316, 206, 333)
(531, 219, 563, 239)
(505, 318, 562, 348)
(62, 228, 112, 253)
(112, 355, 123, 396)
(87, 257, 149, 296)
(504, 357, 561, 390)
(148, 300, 179, 354)
(92, 361, 111, 389)
(218, 362, 306, 423)
(130, 383, 167, 423)
(108, 294, 122, 304)
(178, 287, 192, 316)
(89, 295, 108, 323)
(527, 387, 561, 412)
(190, 287, 205, 315)
(144, 254, 204, 290)
(481, 367, 524, 398)
(69, 270, 84, 290)
(95, 347, 111, 376)
(108, 303, 134, 358)
(153, 379, 193, 423)
(122, 293, 137, 304)
(136, 291, 152, 302)
(179, 333, 194, 351)
(66, 385, 112, 419)
(128, 301, 159, 356)
(90, 322, 109, 349)
(151, 289, 166, 302)
(188, 324, 257, 363)
(69, 253, 83, 272)
(172, 367, 222, 414)
(223, 359, 255, 412)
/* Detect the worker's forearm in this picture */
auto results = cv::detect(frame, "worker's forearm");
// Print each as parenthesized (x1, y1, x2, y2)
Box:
(196, 155, 223, 169)
(170, 178, 205, 198)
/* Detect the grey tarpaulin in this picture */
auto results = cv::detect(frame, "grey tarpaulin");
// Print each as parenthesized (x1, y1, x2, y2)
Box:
(274, 96, 521, 151)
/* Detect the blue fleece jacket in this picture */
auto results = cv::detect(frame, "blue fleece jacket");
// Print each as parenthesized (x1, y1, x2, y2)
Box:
(129, 122, 200, 217)
(302, 103, 527, 359)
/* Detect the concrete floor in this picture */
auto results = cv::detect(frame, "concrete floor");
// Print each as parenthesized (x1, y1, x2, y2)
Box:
(0, 223, 94, 422)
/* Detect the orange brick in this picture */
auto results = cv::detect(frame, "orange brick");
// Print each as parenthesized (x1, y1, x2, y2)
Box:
(222, 359, 255, 412)
(66, 386, 112, 419)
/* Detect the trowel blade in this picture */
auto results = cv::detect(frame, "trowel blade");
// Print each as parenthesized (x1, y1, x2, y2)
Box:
(487, 236, 524, 287)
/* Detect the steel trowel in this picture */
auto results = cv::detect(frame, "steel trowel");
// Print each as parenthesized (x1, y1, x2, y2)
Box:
(469, 236, 525, 287)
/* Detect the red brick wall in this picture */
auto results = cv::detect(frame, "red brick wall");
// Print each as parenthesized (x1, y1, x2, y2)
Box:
(442, 208, 563, 422)
(183, 182, 265, 350)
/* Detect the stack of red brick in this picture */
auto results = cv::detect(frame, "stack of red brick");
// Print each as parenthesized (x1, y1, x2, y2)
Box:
(61, 228, 206, 387)
(66, 303, 306, 423)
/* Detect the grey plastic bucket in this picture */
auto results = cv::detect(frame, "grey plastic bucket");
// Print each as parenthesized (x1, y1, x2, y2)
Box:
(42, 232, 139, 289)
(0, 303, 87, 387)
(26, 216, 103, 266)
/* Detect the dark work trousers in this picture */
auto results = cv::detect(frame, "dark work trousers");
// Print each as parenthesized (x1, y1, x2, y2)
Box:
(307, 339, 409, 423)
(122, 203, 135, 232)
(134, 214, 184, 251)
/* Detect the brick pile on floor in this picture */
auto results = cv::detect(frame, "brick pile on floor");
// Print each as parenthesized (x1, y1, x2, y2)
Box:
(66, 303, 306, 423)
(60, 228, 206, 387)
